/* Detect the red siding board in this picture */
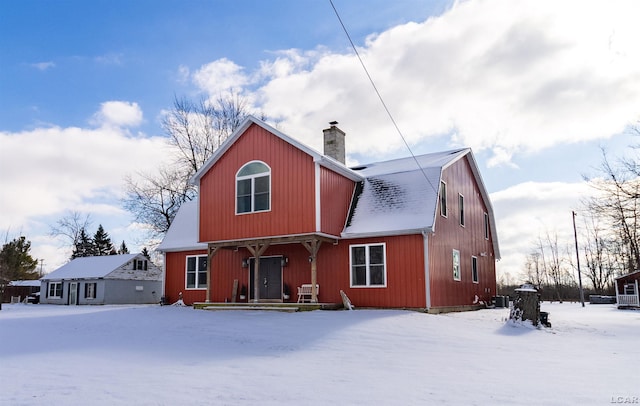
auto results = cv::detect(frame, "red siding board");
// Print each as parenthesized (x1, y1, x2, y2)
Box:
(320, 167, 355, 236)
(429, 157, 497, 308)
(199, 124, 316, 242)
(165, 250, 208, 305)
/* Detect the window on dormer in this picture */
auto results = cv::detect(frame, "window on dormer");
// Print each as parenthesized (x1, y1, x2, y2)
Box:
(236, 161, 271, 214)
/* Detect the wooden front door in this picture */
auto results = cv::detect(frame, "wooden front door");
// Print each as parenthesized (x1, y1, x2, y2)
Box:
(249, 256, 282, 302)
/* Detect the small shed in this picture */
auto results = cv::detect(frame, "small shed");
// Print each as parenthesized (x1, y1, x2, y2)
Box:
(40, 254, 162, 305)
(615, 270, 640, 308)
(3, 280, 40, 303)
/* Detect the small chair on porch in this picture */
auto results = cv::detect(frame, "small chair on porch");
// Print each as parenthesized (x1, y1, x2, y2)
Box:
(297, 284, 319, 303)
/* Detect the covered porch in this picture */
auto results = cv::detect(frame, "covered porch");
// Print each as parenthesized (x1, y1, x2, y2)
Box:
(204, 233, 338, 305)
(615, 271, 640, 308)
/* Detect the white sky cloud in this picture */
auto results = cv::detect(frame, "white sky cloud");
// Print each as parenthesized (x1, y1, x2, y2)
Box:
(187, 0, 640, 164)
(91, 101, 144, 128)
(491, 181, 595, 280)
(29, 61, 55, 71)
(0, 114, 170, 230)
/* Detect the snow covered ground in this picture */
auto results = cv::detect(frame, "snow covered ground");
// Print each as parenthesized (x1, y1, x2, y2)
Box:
(1, 302, 638, 406)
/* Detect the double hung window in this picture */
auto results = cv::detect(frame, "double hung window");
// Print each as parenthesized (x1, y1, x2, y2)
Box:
(186, 255, 208, 289)
(350, 243, 386, 287)
(48, 281, 62, 298)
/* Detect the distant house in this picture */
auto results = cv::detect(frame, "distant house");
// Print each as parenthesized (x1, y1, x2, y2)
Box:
(615, 270, 640, 308)
(40, 254, 162, 305)
(157, 116, 500, 312)
(3, 280, 40, 303)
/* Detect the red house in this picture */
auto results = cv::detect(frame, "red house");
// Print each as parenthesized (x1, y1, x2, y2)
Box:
(157, 116, 500, 312)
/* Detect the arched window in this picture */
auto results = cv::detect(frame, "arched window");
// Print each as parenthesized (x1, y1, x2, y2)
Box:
(236, 161, 271, 214)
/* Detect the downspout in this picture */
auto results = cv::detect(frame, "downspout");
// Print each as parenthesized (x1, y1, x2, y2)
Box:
(422, 230, 431, 310)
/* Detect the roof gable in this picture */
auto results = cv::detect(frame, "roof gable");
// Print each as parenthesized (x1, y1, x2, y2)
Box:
(191, 116, 362, 184)
(42, 254, 159, 280)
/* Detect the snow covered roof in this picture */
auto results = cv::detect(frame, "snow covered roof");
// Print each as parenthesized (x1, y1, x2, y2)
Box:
(343, 149, 467, 238)
(9, 280, 41, 287)
(342, 148, 500, 259)
(156, 199, 207, 252)
(191, 115, 362, 184)
(41, 254, 160, 281)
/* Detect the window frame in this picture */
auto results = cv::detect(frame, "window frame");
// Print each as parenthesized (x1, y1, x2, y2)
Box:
(235, 160, 271, 215)
(439, 180, 448, 217)
(471, 256, 479, 283)
(458, 193, 465, 227)
(349, 243, 387, 288)
(85, 282, 97, 299)
(134, 259, 148, 270)
(48, 281, 62, 298)
(185, 255, 208, 290)
(453, 249, 461, 281)
(484, 212, 489, 240)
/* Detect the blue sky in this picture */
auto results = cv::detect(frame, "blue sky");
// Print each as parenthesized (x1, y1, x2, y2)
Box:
(1, 0, 639, 278)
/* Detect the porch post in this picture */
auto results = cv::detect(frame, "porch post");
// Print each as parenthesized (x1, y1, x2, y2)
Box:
(636, 280, 639, 306)
(206, 245, 219, 303)
(302, 239, 322, 303)
(245, 243, 270, 303)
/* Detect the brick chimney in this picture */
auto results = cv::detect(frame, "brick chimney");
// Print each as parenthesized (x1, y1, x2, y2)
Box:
(323, 121, 346, 164)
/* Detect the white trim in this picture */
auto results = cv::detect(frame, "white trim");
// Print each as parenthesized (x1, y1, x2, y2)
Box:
(483, 212, 489, 240)
(471, 256, 479, 283)
(453, 249, 461, 281)
(439, 180, 448, 218)
(48, 281, 62, 298)
(185, 254, 208, 290)
(458, 193, 465, 227)
(235, 160, 271, 215)
(315, 162, 321, 232)
(349, 242, 387, 288)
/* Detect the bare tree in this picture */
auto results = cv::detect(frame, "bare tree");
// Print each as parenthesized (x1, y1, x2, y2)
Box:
(123, 166, 195, 237)
(123, 91, 254, 237)
(581, 213, 617, 292)
(584, 149, 640, 274)
(49, 211, 92, 250)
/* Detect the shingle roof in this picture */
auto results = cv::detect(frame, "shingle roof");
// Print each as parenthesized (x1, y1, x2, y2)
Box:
(41, 254, 160, 281)
(343, 149, 467, 238)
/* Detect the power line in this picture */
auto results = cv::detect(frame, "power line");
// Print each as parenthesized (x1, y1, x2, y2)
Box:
(328, 0, 438, 195)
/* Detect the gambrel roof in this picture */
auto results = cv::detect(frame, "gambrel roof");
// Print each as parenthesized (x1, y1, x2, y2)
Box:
(41, 254, 161, 281)
(343, 148, 500, 259)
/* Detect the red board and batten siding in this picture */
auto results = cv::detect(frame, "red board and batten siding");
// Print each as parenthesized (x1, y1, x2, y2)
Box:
(203, 234, 427, 308)
(319, 166, 355, 236)
(199, 124, 317, 242)
(164, 250, 207, 305)
(428, 156, 497, 308)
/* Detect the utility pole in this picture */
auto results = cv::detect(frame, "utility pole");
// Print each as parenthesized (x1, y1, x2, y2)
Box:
(572, 211, 585, 307)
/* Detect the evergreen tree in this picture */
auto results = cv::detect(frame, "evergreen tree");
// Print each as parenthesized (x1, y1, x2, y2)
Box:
(71, 227, 95, 259)
(141, 247, 151, 259)
(118, 240, 130, 255)
(93, 224, 114, 256)
(0, 236, 39, 310)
